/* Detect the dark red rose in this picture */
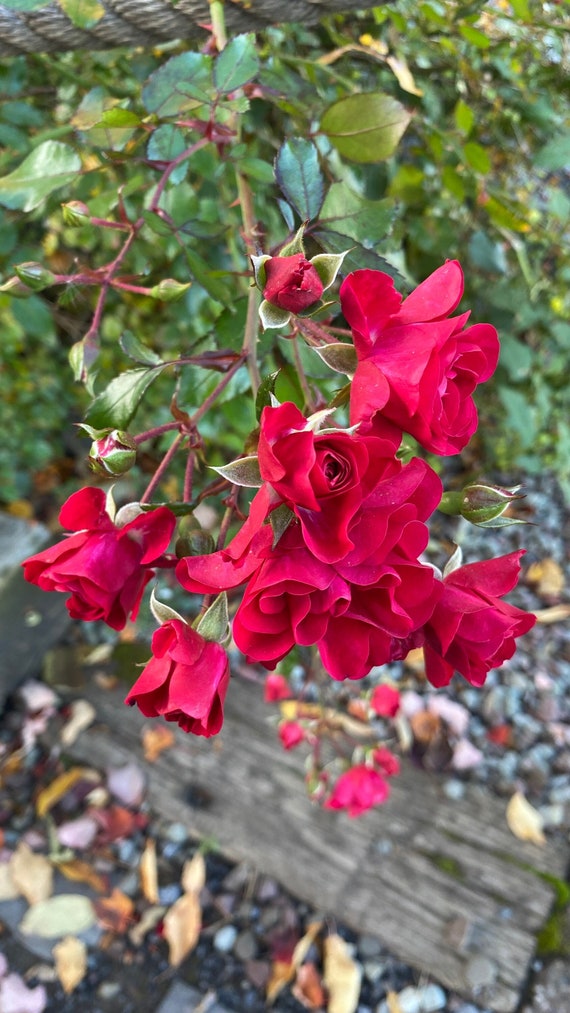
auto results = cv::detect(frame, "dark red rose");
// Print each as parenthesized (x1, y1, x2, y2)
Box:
(22, 487, 175, 630)
(340, 261, 499, 455)
(125, 619, 230, 736)
(263, 254, 324, 313)
(324, 765, 390, 817)
(421, 551, 536, 687)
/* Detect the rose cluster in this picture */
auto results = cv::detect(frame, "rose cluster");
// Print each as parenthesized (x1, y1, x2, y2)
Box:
(22, 261, 535, 815)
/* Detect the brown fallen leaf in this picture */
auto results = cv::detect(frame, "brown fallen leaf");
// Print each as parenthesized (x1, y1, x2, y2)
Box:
(10, 841, 53, 905)
(142, 724, 175, 763)
(527, 558, 565, 600)
(53, 936, 87, 994)
(58, 859, 108, 894)
(163, 890, 202, 967)
(181, 851, 206, 896)
(506, 791, 546, 845)
(323, 933, 362, 1013)
(267, 920, 323, 1004)
(94, 888, 135, 933)
(140, 838, 159, 904)
(292, 962, 326, 1009)
(36, 767, 100, 819)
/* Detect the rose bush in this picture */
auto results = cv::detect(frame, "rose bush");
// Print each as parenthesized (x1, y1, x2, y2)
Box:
(125, 619, 230, 736)
(22, 487, 175, 630)
(340, 261, 500, 455)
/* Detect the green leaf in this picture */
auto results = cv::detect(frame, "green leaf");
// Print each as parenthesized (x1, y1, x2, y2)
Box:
(213, 34, 260, 93)
(319, 182, 395, 245)
(463, 141, 491, 174)
(320, 93, 411, 164)
(536, 134, 570, 172)
(184, 248, 230, 304)
(256, 370, 280, 421)
(59, 0, 105, 29)
(459, 25, 491, 48)
(275, 138, 325, 221)
(85, 366, 166, 429)
(142, 53, 213, 116)
(0, 141, 81, 212)
(119, 331, 164, 366)
(454, 99, 475, 135)
(147, 124, 188, 185)
(313, 229, 406, 286)
(0, 0, 51, 9)
(235, 157, 275, 184)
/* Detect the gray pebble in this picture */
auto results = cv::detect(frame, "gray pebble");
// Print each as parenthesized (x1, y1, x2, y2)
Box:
(213, 924, 238, 953)
(234, 929, 258, 961)
(158, 883, 182, 905)
(358, 934, 383, 959)
(164, 822, 189, 844)
(465, 955, 498, 989)
(443, 778, 466, 801)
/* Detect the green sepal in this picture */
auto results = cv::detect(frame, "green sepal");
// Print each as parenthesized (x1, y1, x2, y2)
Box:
(211, 455, 263, 487)
(250, 254, 271, 291)
(313, 342, 357, 377)
(310, 251, 349, 291)
(278, 223, 307, 257)
(195, 592, 230, 644)
(259, 299, 292, 329)
(270, 503, 294, 547)
(150, 587, 186, 626)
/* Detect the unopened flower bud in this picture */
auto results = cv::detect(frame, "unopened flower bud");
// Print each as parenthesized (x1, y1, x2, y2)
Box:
(0, 275, 34, 298)
(440, 483, 524, 526)
(175, 529, 215, 559)
(262, 254, 324, 313)
(88, 430, 137, 476)
(149, 278, 191, 302)
(62, 201, 91, 227)
(14, 262, 56, 292)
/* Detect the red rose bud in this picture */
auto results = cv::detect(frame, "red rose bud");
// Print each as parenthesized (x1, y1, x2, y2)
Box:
(88, 430, 137, 476)
(262, 254, 324, 313)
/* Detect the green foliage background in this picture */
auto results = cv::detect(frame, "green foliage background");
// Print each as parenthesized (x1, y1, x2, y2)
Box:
(0, 0, 568, 504)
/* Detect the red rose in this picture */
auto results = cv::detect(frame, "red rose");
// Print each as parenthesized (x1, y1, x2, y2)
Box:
(370, 684, 401, 718)
(258, 402, 401, 562)
(324, 765, 390, 817)
(263, 254, 324, 313)
(422, 551, 536, 688)
(371, 747, 400, 777)
(340, 261, 499, 455)
(22, 487, 175, 630)
(278, 721, 305, 750)
(125, 619, 230, 736)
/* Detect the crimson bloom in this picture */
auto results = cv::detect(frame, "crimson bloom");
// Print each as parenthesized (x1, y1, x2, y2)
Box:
(422, 551, 536, 688)
(22, 487, 175, 630)
(370, 684, 401, 718)
(125, 619, 230, 736)
(340, 261, 499, 455)
(324, 765, 390, 817)
(262, 254, 324, 313)
(278, 721, 305, 750)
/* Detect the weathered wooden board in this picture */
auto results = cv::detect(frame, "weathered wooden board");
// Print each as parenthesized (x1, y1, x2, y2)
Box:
(65, 675, 569, 1013)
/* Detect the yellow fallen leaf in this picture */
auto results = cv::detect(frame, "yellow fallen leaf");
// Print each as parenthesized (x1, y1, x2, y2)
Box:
(181, 851, 206, 895)
(60, 700, 96, 747)
(10, 842, 53, 905)
(386, 992, 404, 1013)
(280, 701, 323, 722)
(534, 604, 570, 624)
(163, 891, 201, 966)
(142, 724, 175, 762)
(323, 933, 362, 1013)
(386, 55, 424, 96)
(506, 790, 546, 845)
(53, 936, 87, 994)
(140, 838, 159, 904)
(36, 767, 100, 819)
(58, 859, 108, 894)
(527, 558, 564, 600)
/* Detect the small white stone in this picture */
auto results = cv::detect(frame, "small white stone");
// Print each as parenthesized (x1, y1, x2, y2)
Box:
(213, 924, 238, 953)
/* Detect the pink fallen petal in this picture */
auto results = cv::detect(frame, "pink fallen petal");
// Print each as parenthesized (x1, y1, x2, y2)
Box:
(57, 816, 99, 850)
(0, 973, 47, 1013)
(428, 696, 470, 737)
(399, 691, 425, 718)
(18, 680, 58, 714)
(452, 739, 484, 770)
(107, 763, 146, 807)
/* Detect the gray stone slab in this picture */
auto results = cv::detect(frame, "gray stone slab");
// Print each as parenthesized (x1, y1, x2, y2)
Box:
(155, 981, 232, 1013)
(0, 514, 49, 592)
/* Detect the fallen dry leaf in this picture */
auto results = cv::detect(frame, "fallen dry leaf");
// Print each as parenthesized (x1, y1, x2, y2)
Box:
(36, 767, 100, 819)
(292, 962, 326, 1009)
(163, 890, 202, 967)
(60, 700, 96, 747)
(140, 838, 159, 904)
(10, 842, 53, 905)
(94, 888, 135, 933)
(20, 895, 95, 938)
(52, 936, 87, 994)
(386, 991, 404, 1013)
(57, 859, 108, 894)
(181, 851, 206, 896)
(506, 791, 546, 845)
(267, 920, 323, 1004)
(534, 604, 570, 624)
(323, 933, 362, 1013)
(129, 904, 166, 947)
(386, 54, 424, 96)
(280, 701, 323, 722)
(527, 558, 565, 600)
(403, 646, 425, 674)
(90, 804, 147, 843)
(0, 861, 19, 901)
(142, 724, 175, 762)
(409, 710, 441, 745)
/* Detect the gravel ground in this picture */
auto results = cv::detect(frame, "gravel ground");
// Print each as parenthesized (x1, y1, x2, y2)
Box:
(0, 473, 568, 1013)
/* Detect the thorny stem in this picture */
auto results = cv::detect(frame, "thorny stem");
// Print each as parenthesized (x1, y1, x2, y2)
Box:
(295, 317, 339, 347)
(191, 353, 247, 426)
(292, 335, 316, 413)
(216, 487, 240, 550)
(140, 432, 185, 504)
(209, 0, 228, 50)
(149, 138, 210, 213)
(183, 451, 195, 504)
